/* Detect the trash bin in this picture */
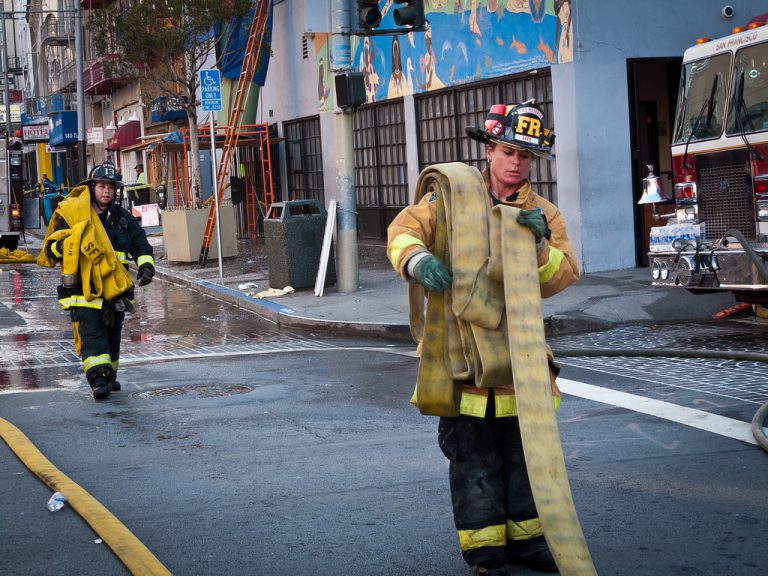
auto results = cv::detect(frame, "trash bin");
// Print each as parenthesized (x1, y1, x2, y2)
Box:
(263, 199, 336, 290)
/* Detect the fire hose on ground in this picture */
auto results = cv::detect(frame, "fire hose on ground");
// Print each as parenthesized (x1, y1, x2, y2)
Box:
(551, 347, 768, 452)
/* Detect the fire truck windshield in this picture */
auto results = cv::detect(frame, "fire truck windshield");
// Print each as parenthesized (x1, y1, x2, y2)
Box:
(672, 53, 730, 144)
(726, 41, 768, 135)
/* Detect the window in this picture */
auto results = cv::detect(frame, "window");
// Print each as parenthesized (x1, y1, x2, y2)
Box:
(726, 41, 768, 135)
(353, 99, 409, 239)
(673, 53, 730, 143)
(416, 71, 557, 204)
(283, 116, 324, 202)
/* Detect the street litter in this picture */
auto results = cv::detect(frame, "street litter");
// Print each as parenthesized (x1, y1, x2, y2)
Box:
(47, 492, 66, 512)
(238, 282, 259, 290)
(249, 286, 295, 299)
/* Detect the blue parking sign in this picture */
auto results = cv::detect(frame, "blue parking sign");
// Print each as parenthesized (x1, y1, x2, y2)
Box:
(200, 69, 222, 112)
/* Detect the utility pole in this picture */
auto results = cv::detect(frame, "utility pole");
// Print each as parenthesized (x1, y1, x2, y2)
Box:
(331, 0, 358, 293)
(74, 4, 86, 179)
(1, 11, 11, 137)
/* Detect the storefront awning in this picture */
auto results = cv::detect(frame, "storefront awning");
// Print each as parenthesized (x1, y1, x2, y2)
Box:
(122, 135, 166, 153)
(106, 120, 141, 151)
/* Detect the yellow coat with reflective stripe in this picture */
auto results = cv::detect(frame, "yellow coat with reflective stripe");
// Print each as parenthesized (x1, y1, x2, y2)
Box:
(387, 175, 579, 417)
(388, 178, 579, 295)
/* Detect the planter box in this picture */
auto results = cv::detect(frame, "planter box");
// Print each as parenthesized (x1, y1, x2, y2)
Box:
(162, 205, 238, 263)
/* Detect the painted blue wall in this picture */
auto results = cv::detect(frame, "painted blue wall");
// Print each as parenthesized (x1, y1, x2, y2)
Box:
(560, 0, 758, 272)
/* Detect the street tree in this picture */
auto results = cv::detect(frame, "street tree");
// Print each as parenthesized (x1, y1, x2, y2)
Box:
(89, 0, 252, 205)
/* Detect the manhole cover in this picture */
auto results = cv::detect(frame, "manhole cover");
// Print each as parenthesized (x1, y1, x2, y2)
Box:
(130, 384, 254, 399)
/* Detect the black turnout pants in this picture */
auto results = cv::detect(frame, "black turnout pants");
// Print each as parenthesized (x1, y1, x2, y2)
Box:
(438, 392, 538, 567)
(70, 306, 124, 385)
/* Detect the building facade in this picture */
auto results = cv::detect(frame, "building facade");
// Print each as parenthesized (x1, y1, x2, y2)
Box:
(260, 0, 757, 273)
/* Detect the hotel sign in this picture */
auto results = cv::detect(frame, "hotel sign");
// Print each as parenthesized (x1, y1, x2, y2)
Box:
(23, 124, 50, 142)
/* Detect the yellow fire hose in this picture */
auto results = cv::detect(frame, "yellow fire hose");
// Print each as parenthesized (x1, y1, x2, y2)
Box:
(0, 417, 172, 575)
(409, 164, 596, 575)
(498, 207, 596, 573)
(0, 247, 36, 263)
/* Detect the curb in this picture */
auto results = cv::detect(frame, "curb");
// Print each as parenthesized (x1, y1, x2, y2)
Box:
(156, 265, 607, 341)
(544, 314, 614, 337)
(155, 266, 413, 340)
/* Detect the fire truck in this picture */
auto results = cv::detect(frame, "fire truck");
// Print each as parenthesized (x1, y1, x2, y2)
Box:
(644, 15, 768, 304)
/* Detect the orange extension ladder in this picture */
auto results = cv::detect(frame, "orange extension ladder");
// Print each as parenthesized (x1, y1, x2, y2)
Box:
(199, 0, 271, 266)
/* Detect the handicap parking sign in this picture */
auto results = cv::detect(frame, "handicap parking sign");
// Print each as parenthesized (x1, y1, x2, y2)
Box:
(200, 69, 222, 112)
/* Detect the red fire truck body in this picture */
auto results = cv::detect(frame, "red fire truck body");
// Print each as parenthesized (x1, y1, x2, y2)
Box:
(648, 17, 768, 304)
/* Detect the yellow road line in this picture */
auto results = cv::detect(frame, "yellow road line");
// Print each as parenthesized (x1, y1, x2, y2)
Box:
(0, 417, 172, 576)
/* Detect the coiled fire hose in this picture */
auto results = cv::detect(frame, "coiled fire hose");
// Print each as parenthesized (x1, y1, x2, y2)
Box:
(551, 347, 768, 452)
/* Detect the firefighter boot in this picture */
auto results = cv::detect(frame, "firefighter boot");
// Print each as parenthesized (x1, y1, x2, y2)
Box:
(107, 373, 121, 392)
(472, 559, 509, 576)
(91, 377, 110, 400)
(506, 536, 558, 573)
(89, 368, 112, 400)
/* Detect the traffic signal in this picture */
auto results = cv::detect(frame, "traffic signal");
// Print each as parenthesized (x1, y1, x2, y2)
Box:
(355, 0, 382, 33)
(392, 0, 425, 28)
(335, 72, 367, 109)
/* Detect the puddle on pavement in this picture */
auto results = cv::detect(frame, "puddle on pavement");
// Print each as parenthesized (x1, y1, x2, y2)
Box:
(0, 368, 82, 393)
(1, 264, 316, 393)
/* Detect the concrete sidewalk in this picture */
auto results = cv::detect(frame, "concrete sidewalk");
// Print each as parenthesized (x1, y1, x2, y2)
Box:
(146, 235, 740, 340)
(18, 228, 741, 339)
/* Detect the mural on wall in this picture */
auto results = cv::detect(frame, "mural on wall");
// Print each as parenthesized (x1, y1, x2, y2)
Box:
(312, 0, 573, 109)
(316, 33, 335, 111)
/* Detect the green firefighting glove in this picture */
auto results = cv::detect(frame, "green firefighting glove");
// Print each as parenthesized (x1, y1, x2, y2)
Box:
(412, 254, 453, 293)
(517, 208, 551, 242)
(137, 264, 155, 287)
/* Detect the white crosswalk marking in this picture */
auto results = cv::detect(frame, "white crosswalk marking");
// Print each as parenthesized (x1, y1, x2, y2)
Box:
(558, 378, 757, 446)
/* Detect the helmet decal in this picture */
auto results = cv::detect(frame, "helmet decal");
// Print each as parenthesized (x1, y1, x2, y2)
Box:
(90, 162, 123, 184)
(484, 104, 509, 136)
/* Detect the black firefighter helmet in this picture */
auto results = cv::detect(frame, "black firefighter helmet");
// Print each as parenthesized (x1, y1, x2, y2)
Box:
(82, 161, 124, 203)
(465, 100, 555, 159)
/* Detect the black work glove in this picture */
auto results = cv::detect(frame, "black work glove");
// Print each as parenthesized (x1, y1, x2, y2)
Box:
(114, 296, 134, 315)
(137, 264, 155, 287)
(516, 208, 551, 242)
(412, 254, 453, 293)
(102, 300, 116, 327)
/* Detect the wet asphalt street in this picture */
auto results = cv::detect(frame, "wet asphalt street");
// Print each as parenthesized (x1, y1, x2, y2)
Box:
(1, 265, 767, 576)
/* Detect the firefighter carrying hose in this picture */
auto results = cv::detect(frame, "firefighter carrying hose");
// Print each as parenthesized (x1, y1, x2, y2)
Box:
(387, 102, 580, 575)
(37, 162, 155, 400)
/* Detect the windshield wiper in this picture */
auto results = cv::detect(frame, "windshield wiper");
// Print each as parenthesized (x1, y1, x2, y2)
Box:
(682, 74, 718, 169)
(731, 71, 764, 161)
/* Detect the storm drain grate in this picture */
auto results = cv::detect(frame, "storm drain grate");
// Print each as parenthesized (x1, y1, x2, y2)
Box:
(130, 384, 254, 399)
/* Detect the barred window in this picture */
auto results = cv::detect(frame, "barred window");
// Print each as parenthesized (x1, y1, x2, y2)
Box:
(353, 99, 409, 239)
(283, 115, 324, 203)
